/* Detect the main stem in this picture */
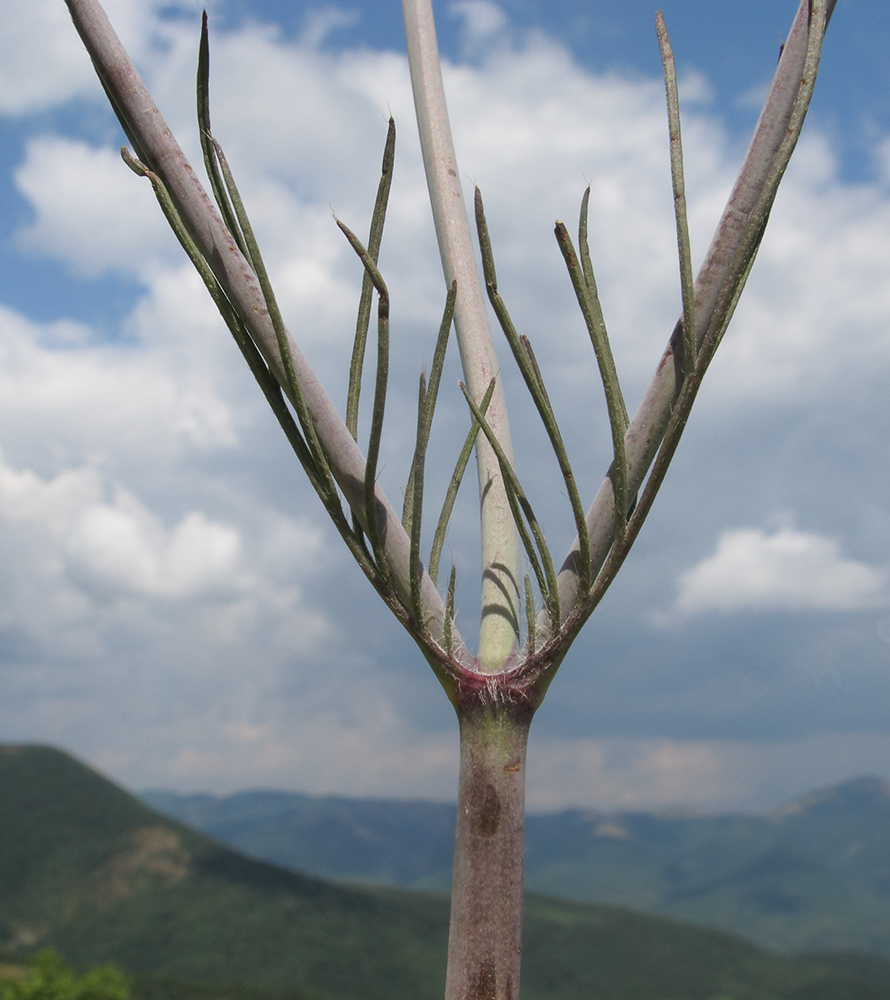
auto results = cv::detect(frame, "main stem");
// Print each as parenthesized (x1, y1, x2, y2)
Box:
(445, 699, 532, 1000)
(402, 0, 521, 669)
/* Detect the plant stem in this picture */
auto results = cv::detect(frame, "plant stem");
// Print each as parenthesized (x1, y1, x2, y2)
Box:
(550, 0, 836, 626)
(64, 0, 463, 659)
(402, 0, 520, 670)
(445, 696, 532, 1000)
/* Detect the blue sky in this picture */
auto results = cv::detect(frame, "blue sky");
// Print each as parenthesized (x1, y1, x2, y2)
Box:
(1, 0, 889, 813)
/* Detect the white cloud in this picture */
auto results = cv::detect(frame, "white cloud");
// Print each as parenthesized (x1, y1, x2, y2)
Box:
(0, 0, 102, 115)
(450, 0, 510, 48)
(298, 7, 361, 50)
(15, 137, 174, 278)
(0, 294, 237, 463)
(672, 523, 889, 616)
(0, 449, 241, 599)
(67, 491, 242, 598)
(0, 0, 203, 116)
(525, 731, 890, 813)
(0, 287, 333, 726)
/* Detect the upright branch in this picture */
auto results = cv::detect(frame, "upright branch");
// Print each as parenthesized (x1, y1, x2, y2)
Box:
(402, 0, 521, 670)
(63, 0, 470, 674)
(541, 0, 837, 655)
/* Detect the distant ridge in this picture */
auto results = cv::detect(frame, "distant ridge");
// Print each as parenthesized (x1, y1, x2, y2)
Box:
(0, 744, 444, 999)
(770, 775, 890, 819)
(144, 774, 890, 958)
(6, 742, 890, 999)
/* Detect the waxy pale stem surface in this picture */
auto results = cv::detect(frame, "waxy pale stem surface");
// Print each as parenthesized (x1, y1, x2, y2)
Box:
(445, 704, 530, 1000)
(550, 0, 836, 632)
(64, 0, 463, 661)
(402, 0, 521, 669)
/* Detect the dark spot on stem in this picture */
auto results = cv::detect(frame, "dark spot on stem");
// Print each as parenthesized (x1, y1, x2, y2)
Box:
(471, 780, 501, 838)
(467, 956, 496, 1000)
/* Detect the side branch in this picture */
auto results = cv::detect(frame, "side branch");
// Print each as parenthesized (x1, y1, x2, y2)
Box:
(549, 0, 836, 634)
(64, 0, 461, 662)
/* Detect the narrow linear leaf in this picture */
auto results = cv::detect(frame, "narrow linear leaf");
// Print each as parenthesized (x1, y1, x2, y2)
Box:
(520, 334, 591, 590)
(556, 219, 629, 540)
(211, 137, 337, 503)
(404, 373, 425, 534)
(407, 371, 427, 620)
(406, 280, 458, 535)
(337, 220, 391, 570)
(196, 14, 248, 260)
(444, 564, 457, 658)
(405, 282, 456, 621)
(524, 574, 536, 657)
(422, 281, 457, 439)
(429, 377, 494, 586)
(474, 186, 499, 290)
(347, 117, 396, 440)
(475, 189, 591, 591)
(656, 11, 696, 375)
(460, 380, 559, 626)
(574, 193, 628, 427)
(518, 336, 551, 411)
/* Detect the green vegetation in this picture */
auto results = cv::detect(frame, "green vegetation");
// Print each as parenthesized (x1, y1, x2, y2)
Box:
(4, 744, 890, 999)
(0, 951, 129, 1000)
(0, 745, 448, 1000)
(131, 978, 330, 1000)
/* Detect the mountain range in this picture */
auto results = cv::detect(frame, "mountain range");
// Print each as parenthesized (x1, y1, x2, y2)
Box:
(4, 742, 890, 999)
(143, 775, 890, 957)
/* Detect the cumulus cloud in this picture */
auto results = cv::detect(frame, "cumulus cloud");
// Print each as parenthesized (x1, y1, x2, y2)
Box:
(672, 523, 889, 616)
(0, 280, 334, 770)
(0, 0, 204, 116)
(450, 0, 510, 54)
(15, 138, 175, 278)
(0, 0, 105, 115)
(67, 492, 242, 598)
(0, 293, 237, 465)
(0, 440, 324, 630)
